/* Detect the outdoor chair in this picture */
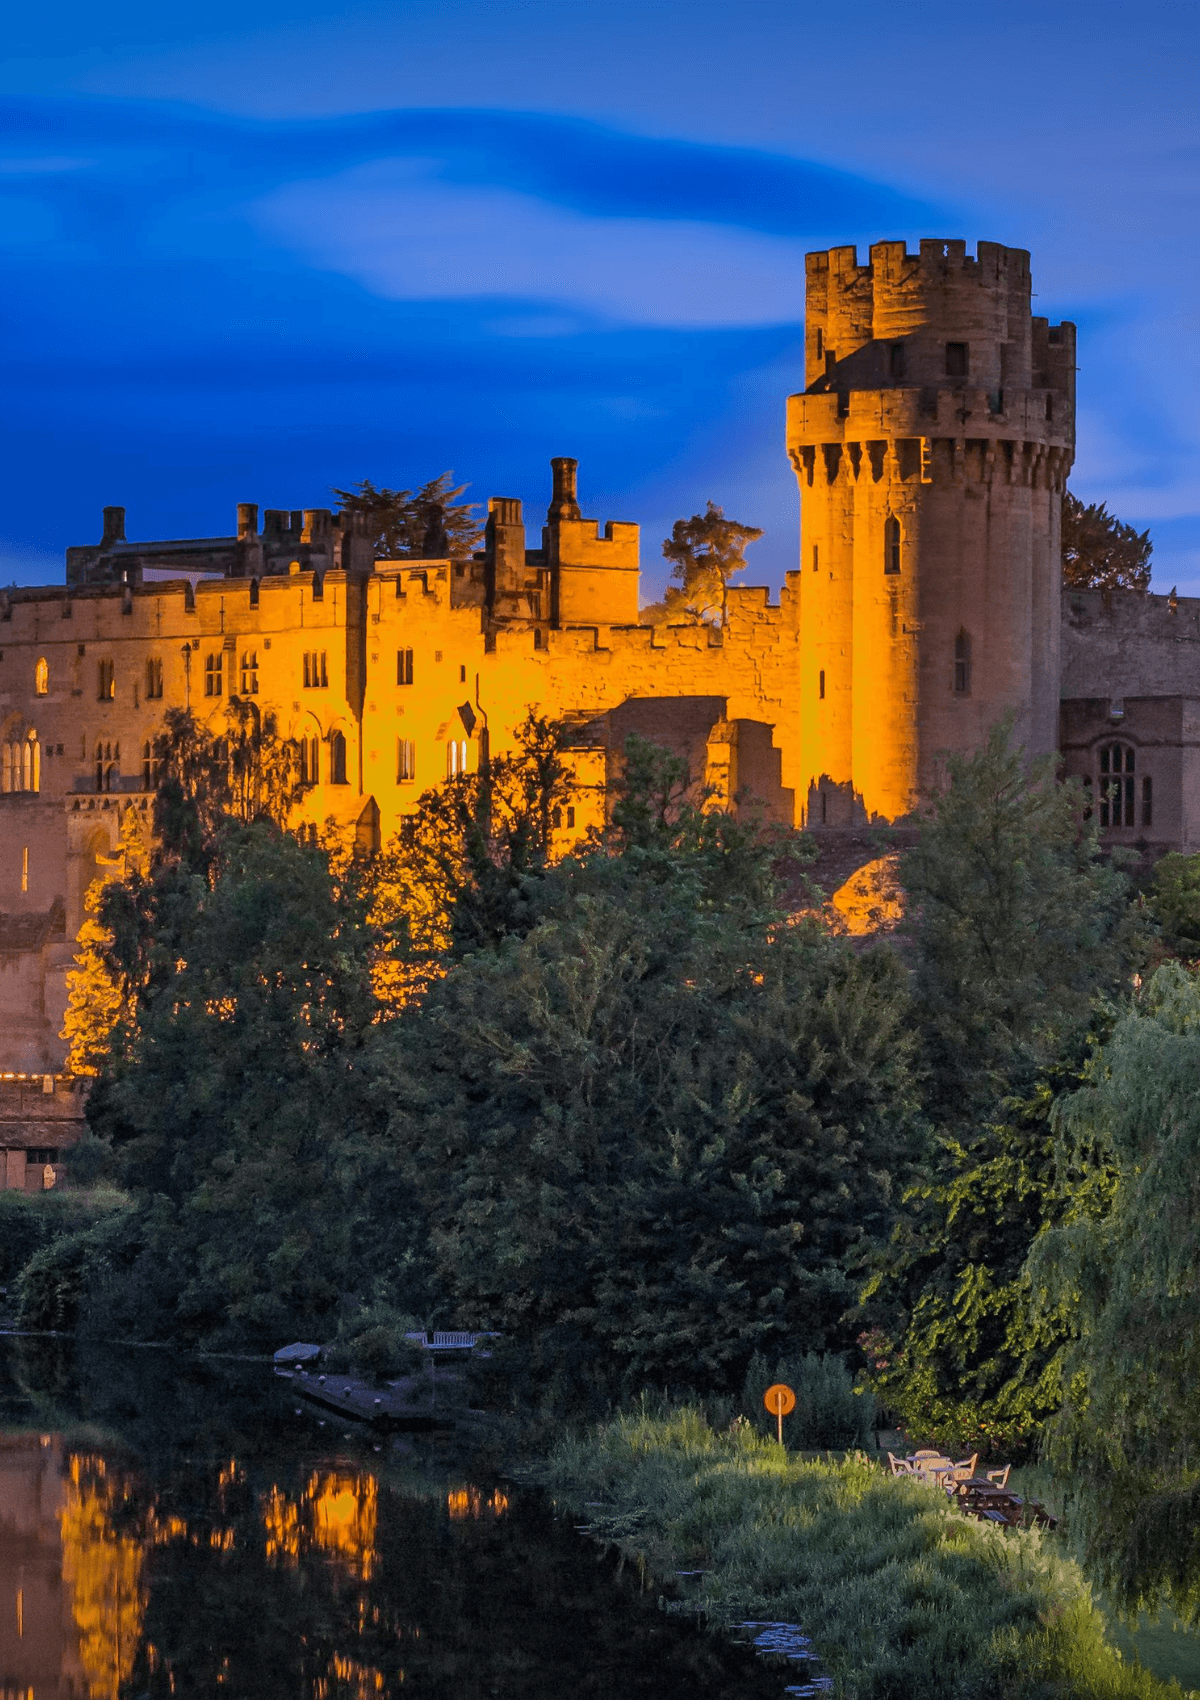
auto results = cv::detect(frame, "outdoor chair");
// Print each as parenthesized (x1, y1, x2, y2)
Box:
(887, 1452, 916, 1476)
(986, 1464, 1011, 1489)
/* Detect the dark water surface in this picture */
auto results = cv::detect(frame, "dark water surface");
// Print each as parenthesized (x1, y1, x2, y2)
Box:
(0, 1337, 787, 1700)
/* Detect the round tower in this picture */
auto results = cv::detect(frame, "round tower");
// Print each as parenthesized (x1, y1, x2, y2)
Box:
(787, 238, 1075, 823)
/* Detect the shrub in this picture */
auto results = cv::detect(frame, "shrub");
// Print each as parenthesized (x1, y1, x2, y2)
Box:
(0, 1189, 127, 1289)
(743, 1349, 875, 1450)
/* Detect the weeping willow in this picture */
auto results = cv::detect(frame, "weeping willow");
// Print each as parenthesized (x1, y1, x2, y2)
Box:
(1028, 961, 1200, 1621)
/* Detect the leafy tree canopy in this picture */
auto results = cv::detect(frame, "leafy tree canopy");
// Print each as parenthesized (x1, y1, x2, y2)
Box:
(644, 501, 763, 626)
(1062, 492, 1153, 594)
(332, 472, 483, 561)
(901, 720, 1142, 1120)
(1028, 963, 1200, 1621)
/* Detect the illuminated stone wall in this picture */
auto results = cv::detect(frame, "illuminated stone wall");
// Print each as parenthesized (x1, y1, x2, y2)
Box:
(789, 239, 1075, 821)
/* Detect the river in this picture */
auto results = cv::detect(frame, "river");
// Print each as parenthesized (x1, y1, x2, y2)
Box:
(0, 1335, 791, 1700)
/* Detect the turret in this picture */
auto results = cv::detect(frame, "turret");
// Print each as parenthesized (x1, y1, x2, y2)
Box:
(788, 238, 1075, 822)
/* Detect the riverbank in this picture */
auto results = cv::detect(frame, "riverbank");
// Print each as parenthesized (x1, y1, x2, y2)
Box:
(542, 1404, 1186, 1700)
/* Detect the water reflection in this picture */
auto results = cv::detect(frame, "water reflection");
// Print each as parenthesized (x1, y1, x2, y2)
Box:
(0, 1340, 783, 1700)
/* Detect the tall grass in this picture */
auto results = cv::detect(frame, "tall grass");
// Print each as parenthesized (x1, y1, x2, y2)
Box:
(545, 1403, 1186, 1700)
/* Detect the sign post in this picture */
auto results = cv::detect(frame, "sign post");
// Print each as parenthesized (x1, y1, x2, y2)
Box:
(763, 1382, 796, 1447)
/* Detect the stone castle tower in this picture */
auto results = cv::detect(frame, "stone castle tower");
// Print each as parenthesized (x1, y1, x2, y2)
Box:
(787, 238, 1076, 823)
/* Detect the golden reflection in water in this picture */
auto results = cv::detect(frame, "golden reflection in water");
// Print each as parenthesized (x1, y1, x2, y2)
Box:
(446, 1486, 509, 1521)
(59, 1454, 147, 1700)
(314, 1651, 390, 1697)
(262, 1472, 378, 1581)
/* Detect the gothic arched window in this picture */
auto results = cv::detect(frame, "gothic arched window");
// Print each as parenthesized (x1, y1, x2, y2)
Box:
(34, 657, 48, 696)
(884, 516, 901, 575)
(329, 730, 348, 785)
(954, 631, 972, 696)
(1099, 742, 1136, 828)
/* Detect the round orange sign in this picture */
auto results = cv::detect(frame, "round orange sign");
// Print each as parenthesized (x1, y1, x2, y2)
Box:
(763, 1383, 796, 1417)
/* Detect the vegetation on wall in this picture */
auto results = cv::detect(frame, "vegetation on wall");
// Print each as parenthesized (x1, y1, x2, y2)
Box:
(1062, 492, 1153, 594)
(642, 501, 763, 625)
(332, 472, 483, 560)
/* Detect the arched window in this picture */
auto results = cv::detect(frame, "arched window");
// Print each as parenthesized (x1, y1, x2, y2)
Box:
(34, 657, 48, 696)
(300, 735, 320, 786)
(22, 732, 40, 793)
(142, 739, 160, 792)
(954, 631, 972, 695)
(329, 730, 348, 786)
(884, 516, 901, 575)
(1099, 742, 1136, 828)
(1, 732, 40, 793)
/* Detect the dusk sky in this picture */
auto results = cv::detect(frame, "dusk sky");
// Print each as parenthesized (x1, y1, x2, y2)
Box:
(3, 0, 1197, 600)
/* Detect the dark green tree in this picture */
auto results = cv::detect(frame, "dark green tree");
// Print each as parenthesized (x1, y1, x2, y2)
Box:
(378, 764, 921, 1405)
(645, 502, 763, 626)
(900, 719, 1139, 1120)
(1028, 963, 1200, 1621)
(332, 472, 482, 560)
(1146, 851, 1200, 957)
(1062, 491, 1153, 593)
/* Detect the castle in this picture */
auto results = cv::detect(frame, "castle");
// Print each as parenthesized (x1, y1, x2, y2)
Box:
(2, 236, 1197, 1152)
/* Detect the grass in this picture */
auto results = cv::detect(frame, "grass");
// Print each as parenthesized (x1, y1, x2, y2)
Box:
(544, 1403, 1190, 1700)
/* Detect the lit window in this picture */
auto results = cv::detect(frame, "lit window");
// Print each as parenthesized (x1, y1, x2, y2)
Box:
(3, 732, 41, 794)
(240, 651, 259, 695)
(1098, 742, 1136, 827)
(397, 649, 414, 686)
(204, 654, 222, 697)
(34, 657, 48, 696)
(446, 740, 469, 778)
(329, 730, 348, 785)
(397, 738, 416, 783)
(884, 516, 901, 575)
(954, 631, 972, 696)
(21, 845, 28, 892)
(303, 651, 328, 689)
(97, 659, 115, 701)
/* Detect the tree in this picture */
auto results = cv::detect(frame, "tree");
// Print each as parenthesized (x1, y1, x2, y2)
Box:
(61, 805, 150, 1075)
(900, 719, 1141, 1120)
(1146, 852, 1200, 957)
(645, 502, 763, 626)
(332, 472, 483, 561)
(1062, 492, 1153, 593)
(378, 763, 921, 1405)
(1027, 963, 1200, 1621)
(152, 702, 304, 871)
(354, 712, 576, 1010)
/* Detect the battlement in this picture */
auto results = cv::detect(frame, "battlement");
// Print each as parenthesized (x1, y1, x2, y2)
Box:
(803, 237, 1068, 399)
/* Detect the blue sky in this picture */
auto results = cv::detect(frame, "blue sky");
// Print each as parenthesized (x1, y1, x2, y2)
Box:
(2, 0, 1197, 598)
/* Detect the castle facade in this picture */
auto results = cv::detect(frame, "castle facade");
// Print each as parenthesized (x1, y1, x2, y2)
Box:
(1, 236, 1195, 1117)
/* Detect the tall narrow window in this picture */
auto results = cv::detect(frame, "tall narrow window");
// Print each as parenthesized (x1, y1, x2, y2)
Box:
(1142, 775, 1153, 828)
(945, 341, 969, 378)
(811, 544, 819, 573)
(1099, 742, 1136, 827)
(303, 651, 328, 689)
(446, 739, 469, 778)
(397, 738, 416, 783)
(142, 739, 160, 791)
(954, 631, 972, 695)
(329, 730, 348, 785)
(34, 657, 48, 696)
(240, 651, 259, 695)
(97, 659, 115, 701)
(204, 653, 222, 697)
(300, 735, 320, 786)
(815, 328, 824, 362)
(888, 342, 905, 380)
(818, 670, 825, 700)
(397, 648, 414, 686)
(21, 845, 28, 893)
(884, 516, 902, 575)
(145, 657, 163, 699)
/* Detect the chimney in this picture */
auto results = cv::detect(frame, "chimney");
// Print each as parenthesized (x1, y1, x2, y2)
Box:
(548, 457, 582, 522)
(237, 503, 259, 540)
(102, 506, 126, 544)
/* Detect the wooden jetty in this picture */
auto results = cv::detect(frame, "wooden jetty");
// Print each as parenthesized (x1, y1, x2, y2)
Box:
(275, 1363, 470, 1431)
